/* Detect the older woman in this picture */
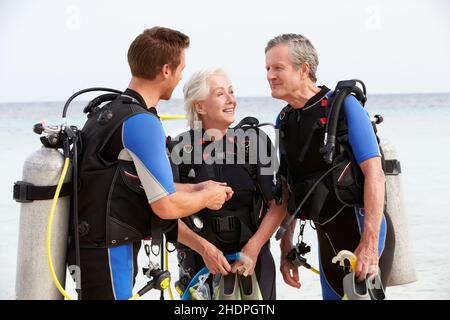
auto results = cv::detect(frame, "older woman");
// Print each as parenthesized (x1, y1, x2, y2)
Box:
(170, 68, 286, 300)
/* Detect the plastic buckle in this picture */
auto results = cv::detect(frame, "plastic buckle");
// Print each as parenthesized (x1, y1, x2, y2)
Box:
(213, 217, 234, 232)
(385, 159, 402, 175)
(13, 181, 33, 203)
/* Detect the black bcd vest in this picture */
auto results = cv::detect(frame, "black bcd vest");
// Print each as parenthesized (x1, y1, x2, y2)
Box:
(75, 95, 177, 248)
(278, 88, 362, 222)
(278, 85, 401, 223)
(167, 123, 274, 251)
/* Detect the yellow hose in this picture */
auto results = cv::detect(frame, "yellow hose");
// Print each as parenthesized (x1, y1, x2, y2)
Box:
(159, 114, 185, 121)
(309, 267, 320, 275)
(165, 239, 174, 300)
(46, 157, 74, 300)
(129, 293, 140, 300)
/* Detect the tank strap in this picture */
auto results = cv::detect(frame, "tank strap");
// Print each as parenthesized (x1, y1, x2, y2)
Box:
(13, 180, 72, 203)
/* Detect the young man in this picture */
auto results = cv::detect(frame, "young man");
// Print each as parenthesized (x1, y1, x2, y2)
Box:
(68, 27, 233, 300)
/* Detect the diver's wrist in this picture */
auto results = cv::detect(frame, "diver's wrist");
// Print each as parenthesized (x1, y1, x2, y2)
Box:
(197, 237, 212, 256)
(245, 237, 263, 252)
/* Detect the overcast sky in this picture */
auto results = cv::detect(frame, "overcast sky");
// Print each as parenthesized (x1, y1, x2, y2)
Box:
(1, 0, 449, 103)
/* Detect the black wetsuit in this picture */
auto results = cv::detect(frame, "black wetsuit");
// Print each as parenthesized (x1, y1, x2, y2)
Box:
(170, 127, 277, 300)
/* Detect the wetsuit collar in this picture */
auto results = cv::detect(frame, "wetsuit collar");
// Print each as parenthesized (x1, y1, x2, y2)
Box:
(287, 86, 330, 111)
(123, 88, 158, 115)
(304, 86, 330, 108)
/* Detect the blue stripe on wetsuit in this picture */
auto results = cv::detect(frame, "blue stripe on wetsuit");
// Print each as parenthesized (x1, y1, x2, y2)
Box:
(344, 95, 381, 164)
(356, 208, 387, 256)
(319, 252, 340, 300)
(108, 244, 134, 300)
(122, 113, 176, 200)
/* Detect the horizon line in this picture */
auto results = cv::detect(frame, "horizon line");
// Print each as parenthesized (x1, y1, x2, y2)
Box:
(1, 91, 450, 105)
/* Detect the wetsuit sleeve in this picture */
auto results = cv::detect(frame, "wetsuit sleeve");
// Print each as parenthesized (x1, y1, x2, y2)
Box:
(344, 95, 381, 164)
(122, 113, 176, 203)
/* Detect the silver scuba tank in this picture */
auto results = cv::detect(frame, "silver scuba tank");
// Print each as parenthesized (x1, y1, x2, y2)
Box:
(15, 147, 71, 299)
(381, 140, 418, 286)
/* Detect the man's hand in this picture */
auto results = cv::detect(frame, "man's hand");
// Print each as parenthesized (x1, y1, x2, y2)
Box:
(280, 252, 301, 289)
(196, 180, 234, 201)
(203, 183, 233, 210)
(354, 239, 379, 282)
(279, 203, 300, 288)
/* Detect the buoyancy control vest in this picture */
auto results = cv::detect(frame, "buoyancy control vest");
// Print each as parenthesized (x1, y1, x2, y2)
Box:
(277, 81, 401, 225)
(167, 118, 277, 251)
(76, 95, 177, 248)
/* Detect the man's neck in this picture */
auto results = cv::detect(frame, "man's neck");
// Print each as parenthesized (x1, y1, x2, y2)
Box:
(287, 81, 321, 109)
(128, 77, 161, 109)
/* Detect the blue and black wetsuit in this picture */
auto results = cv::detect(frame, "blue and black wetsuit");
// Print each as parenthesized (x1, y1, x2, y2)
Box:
(68, 89, 177, 300)
(276, 86, 391, 300)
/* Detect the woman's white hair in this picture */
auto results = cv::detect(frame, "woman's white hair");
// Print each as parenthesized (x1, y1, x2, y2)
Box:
(183, 68, 229, 129)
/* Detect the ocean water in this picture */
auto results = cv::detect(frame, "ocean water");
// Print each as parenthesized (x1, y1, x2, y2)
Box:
(1, 92, 449, 300)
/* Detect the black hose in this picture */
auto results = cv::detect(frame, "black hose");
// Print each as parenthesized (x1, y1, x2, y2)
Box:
(160, 235, 164, 300)
(322, 88, 349, 164)
(64, 126, 82, 300)
(73, 138, 81, 299)
(353, 79, 367, 102)
(275, 161, 342, 240)
(62, 87, 122, 118)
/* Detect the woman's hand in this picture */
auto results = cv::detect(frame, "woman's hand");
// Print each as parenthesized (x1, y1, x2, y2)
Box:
(230, 240, 260, 276)
(199, 240, 232, 275)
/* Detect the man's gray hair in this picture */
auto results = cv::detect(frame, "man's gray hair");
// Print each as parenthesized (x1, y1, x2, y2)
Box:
(183, 68, 229, 129)
(265, 34, 319, 82)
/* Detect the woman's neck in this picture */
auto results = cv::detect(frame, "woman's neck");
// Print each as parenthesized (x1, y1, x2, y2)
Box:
(202, 122, 228, 141)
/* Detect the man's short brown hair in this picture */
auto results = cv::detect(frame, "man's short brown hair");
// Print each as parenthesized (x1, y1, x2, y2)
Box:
(128, 27, 190, 80)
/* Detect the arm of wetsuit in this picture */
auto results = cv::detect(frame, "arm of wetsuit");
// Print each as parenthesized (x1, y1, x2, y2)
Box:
(123, 113, 231, 219)
(344, 95, 386, 280)
(232, 132, 287, 274)
(246, 130, 287, 250)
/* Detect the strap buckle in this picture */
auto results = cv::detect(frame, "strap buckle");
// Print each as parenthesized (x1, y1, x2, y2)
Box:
(212, 216, 236, 233)
(384, 159, 401, 175)
(13, 181, 33, 203)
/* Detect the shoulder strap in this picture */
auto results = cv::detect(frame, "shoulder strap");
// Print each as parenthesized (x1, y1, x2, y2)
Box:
(277, 105, 293, 157)
(167, 130, 197, 183)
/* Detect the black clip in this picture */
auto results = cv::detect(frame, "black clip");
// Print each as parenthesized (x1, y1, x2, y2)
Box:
(13, 181, 33, 203)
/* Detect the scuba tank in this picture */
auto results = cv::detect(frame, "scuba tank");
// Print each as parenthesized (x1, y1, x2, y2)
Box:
(381, 140, 417, 286)
(14, 87, 121, 299)
(14, 147, 71, 300)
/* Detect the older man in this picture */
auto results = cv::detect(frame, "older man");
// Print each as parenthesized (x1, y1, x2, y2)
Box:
(265, 33, 389, 300)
